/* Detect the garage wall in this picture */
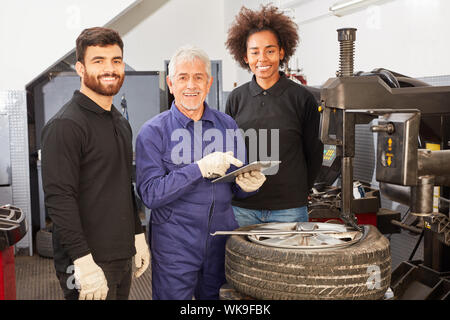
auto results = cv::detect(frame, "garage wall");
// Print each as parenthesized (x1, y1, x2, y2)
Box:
(1, 0, 269, 92)
(220, 0, 450, 88)
(0, 0, 138, 91)
(3, 1, 449, 91)
(113, 0, 236, 92)
(111, 0, 292, 92)
(281, 0, 450, 86)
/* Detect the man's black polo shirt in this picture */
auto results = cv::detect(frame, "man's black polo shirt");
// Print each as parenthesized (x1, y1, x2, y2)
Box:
(42, 90, 143, 272)
(226, 73, 324, 210)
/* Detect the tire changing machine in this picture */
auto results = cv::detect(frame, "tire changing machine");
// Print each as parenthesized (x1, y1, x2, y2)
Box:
(219, 28, 450, 300)
(319, 28, 450, 300)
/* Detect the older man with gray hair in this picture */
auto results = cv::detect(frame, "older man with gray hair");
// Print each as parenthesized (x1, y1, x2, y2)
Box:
(135, 45, 266, 299)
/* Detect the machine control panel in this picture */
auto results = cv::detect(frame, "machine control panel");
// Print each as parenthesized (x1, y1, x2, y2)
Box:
(314, 144, 341, 186)
(375, 113, 420, 186)
(322, 144, 337, 167)
(379, 136, 396, 168)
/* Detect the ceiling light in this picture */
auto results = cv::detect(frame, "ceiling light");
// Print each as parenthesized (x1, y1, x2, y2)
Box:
(330, 0, 385, 17)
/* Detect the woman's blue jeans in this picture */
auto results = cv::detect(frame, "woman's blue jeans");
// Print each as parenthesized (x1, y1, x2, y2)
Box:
(232, 206, 308, 227)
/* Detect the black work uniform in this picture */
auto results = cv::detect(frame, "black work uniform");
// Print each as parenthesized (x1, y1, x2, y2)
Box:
(41, 90, 143, 300)
(225, 72, 324, 210)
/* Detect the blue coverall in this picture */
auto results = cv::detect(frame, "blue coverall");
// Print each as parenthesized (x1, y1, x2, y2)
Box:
(135, 102, 251, 299)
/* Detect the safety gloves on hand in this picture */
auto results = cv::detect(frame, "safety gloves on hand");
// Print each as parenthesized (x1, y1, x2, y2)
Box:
(236, 170, 266, 192)
(197, 151, 243, 179)
(134, 233, 150, 278)
(73, 253, 109, 300)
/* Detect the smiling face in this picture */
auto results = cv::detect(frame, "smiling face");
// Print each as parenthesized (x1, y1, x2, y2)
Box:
(76, 44, 125, 97)
(244, 30, 285, 88)
(167, 57, 213, 111)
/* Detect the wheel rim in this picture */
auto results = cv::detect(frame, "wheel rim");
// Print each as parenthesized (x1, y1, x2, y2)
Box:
(247, 222, 366, 250)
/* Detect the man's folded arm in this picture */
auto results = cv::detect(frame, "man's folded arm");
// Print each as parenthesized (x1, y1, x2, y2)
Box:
(135, 126, 203, 210)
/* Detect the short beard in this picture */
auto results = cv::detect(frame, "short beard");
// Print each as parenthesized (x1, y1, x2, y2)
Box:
(83, 71, 124, 96)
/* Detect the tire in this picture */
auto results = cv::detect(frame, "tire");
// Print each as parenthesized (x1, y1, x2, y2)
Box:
(36, 228, 54, 258)
(225, 224, 391, 300)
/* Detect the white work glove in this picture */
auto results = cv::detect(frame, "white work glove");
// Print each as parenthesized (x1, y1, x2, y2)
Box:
(134, 233, 150, 278)
(236, 170, 266, 192)
(73, 253, 108, 300)
(197, 151, 243, 179)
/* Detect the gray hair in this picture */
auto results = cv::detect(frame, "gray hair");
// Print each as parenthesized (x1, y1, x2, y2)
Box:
(168, 45, 211, 80)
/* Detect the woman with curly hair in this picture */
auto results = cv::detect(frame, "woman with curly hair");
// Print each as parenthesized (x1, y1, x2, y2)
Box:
(225, 5, 323, 226)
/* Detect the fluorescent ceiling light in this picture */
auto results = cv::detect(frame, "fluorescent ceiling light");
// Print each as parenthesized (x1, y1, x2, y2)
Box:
(330, 0, 385, 17)
(281, 0, 314, 8)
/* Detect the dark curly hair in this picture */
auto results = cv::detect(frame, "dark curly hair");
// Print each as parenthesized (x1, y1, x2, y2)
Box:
(225, 4, 299, 70)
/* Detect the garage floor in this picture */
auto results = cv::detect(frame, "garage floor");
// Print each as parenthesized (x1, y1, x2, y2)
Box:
(13, 227, 423, 300)
(389, 230, 424, 270)
(14, 252, 152, 300)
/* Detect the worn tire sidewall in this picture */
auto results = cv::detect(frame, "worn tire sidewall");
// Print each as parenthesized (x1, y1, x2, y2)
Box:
(225, 224, 391, 300)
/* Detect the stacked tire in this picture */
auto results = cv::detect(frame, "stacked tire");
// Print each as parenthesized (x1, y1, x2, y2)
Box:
(225, 225, 391, 300)
(36, 228, 53, 258)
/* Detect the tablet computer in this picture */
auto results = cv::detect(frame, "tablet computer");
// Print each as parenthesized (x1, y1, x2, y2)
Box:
(211, 161, 281, 184)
